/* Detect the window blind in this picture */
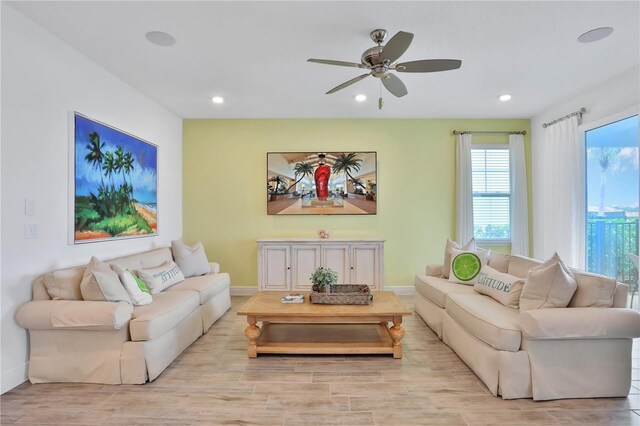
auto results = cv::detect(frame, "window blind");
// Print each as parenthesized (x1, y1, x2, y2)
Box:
(471, 148, 511, 240)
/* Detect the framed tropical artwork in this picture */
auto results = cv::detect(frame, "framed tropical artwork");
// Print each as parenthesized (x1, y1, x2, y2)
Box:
(267, 152, 377, 215)
(71, 112, 158, 244)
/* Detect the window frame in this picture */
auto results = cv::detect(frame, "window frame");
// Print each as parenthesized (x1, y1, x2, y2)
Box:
(578, 105, 640, 270)
(471, 143, 512, 245)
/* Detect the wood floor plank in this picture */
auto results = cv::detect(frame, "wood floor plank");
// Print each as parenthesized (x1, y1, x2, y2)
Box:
(284, 411, 374, 425)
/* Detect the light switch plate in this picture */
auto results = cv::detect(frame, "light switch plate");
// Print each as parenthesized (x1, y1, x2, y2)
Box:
(25, 199, 36, 216)
(24, 223, 38, 239)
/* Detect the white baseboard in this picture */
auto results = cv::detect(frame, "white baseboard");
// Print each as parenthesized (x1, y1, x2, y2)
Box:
(1, 363, 28, 394)
(384, 286, 415, 296)
(230, 286, 258, 296)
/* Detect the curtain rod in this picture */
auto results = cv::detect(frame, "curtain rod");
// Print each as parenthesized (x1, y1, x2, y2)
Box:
(452, 130, 527, 135)
(542, 107, 587, 128)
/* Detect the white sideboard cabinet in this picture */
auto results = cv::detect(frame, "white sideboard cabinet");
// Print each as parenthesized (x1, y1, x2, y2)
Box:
(257, 238, 384, 291)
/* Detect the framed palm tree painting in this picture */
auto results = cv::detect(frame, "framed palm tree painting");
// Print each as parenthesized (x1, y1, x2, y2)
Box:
(267, 152, 377, 215)
(71, 112, 158, 243)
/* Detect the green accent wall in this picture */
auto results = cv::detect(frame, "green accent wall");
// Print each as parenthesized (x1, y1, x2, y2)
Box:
(183, 119, 531, 287)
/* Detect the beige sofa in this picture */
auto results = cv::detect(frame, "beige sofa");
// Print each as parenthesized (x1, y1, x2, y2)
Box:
(16, 247, 231, 385)
(414, 252, 640, 401)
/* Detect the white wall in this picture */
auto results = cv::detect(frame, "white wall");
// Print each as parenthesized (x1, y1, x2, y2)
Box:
(531, 66, 640, 259)
(0, 4, 183, 393)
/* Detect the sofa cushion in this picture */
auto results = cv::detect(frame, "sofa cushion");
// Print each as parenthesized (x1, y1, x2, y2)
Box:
(130, 291, 199, 341)
(446, 293, 521, 352)
(443, 238, 476, 279)
(108, 247, 174, 271)
(414, 274, 477, 308)
(520, 253, 577, 311)
(171, 240, 211, 277)
(473, 265, 524, 308)
(507, 255, 542, 279)
(569, 270, 616, 308)
(165, 273, 230, 304)
(42, 267, 84, 300)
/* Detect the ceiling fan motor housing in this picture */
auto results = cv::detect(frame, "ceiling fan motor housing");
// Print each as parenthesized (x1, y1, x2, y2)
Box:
(361, 46, 389, 77)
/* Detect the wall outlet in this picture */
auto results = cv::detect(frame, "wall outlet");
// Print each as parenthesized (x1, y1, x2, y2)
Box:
(24, 223, 38, 239)
(25, 199, 36, 216)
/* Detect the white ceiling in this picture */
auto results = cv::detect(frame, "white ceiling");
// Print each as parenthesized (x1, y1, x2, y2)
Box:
(8, 1, 640, 119)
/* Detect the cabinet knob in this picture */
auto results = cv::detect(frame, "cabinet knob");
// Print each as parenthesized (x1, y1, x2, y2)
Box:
(287, 267, 290, 270)
(351, 267, 354, 269)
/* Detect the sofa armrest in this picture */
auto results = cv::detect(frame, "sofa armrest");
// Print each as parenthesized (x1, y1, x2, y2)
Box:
(208, 262, 220, 274)
(426, 264, 443, 277)
(16, 300, 133, 331)
(519, 308, 640, 340)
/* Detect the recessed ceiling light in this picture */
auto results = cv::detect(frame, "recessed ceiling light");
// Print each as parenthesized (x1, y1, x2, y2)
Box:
(355, 94, 367, 102)
(212, 96, 224, 104)
(578, 27, 614, 43)
(499, 94, 512, 102)
(145, 31, 176, 47)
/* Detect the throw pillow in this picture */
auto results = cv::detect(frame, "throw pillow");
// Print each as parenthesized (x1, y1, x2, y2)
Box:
(171, 240, 211, 277)
(80, 257, 132, 304)
(487, 252, 511, 274)
(137, 260, 185, 294)
(42, 268, 84, 300)
(568, 270, 616, 308)
(112, 264, 152, 306)
(448, 248, 490, 285)
(519, 253, 577, 311)
(443, 238, 476, 279)
(474, 265, 525, 308)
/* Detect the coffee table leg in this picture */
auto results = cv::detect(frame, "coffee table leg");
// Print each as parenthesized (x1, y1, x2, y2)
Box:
(389, 316, 405, 359)
(245, 315, 261, 358)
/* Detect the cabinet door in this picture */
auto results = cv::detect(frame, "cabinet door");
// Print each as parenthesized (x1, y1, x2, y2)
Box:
(321, 244, 351, 284)
(261, 245, 290, 291)
(351, 244, 381, 290)
(291, 245, 321, 291)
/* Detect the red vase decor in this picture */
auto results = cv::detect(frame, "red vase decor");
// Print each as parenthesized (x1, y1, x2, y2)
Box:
(314, 156, 331, 200)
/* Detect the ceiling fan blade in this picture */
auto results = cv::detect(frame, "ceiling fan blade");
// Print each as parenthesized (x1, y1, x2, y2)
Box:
(382, 73, 408, 98)
(380, 31, 414, 63)
(326, 73, 370, 94)
(308, 59, 365, 69)
(395, 59, 462, 73)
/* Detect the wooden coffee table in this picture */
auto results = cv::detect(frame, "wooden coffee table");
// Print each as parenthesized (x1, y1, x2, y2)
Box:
(237, 291, 411, 358)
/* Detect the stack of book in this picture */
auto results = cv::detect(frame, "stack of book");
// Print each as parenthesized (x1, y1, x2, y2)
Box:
(281, 293, 304, 304)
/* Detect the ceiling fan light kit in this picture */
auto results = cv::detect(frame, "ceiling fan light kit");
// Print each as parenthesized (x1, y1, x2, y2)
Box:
(308, 28, 462, 108)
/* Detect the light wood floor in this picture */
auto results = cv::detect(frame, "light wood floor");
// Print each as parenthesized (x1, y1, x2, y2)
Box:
(2, 296, 640, 425)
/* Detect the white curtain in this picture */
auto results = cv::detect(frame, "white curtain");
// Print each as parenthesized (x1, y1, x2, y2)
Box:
(509, 134, 529, 256)
(456, 133, 474, 243)
(540, 116, 585, 268)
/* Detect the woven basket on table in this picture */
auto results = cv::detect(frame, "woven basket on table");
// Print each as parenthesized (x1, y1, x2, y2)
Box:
(310, 284, 373, 305)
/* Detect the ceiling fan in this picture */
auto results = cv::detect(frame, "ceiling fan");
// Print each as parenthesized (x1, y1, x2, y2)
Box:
(308, 29, 462, 108)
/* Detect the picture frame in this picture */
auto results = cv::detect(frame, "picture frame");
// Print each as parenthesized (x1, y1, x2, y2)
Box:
(70, 112, 158, 244)
(267, 151, 377, 215)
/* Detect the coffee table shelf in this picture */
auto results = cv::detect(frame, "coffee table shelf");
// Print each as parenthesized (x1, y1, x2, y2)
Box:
(255, 323, 394, 356)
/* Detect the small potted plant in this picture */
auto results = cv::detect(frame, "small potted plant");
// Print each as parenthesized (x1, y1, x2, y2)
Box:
(310, 267, 339, 293)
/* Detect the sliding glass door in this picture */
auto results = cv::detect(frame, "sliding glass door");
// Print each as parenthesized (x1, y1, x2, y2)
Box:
(584, 112, 639, 307)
